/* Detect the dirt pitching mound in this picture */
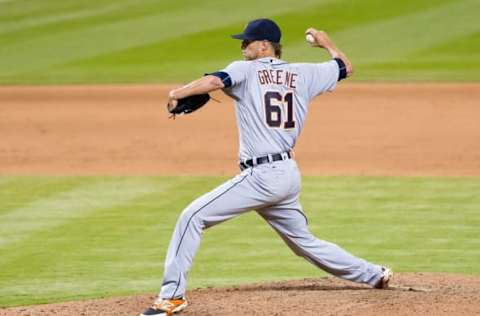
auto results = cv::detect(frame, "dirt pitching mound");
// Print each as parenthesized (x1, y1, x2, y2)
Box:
(2, 273, 479, 316)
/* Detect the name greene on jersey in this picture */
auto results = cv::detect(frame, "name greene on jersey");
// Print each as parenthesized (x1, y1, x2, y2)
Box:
(257, 69, 298, 89)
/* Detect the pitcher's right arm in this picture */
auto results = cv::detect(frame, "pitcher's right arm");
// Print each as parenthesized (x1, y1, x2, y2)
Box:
(305, 28, 353, 78)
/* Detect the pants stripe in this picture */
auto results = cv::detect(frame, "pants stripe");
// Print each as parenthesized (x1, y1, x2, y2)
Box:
(170, 174, 249, 298)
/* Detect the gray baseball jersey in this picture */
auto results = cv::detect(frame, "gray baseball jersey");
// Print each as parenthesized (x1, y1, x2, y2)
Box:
(221, 58, 339, 161)
(158, 58, 384, 300)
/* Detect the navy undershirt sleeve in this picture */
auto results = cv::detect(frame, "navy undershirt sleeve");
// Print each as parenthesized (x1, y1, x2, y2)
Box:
(334, 58, 347, 81)
(205, 71, 232, 88)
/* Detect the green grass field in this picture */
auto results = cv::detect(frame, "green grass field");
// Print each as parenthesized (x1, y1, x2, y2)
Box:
(0, 0, 479, 84)
(1, 176, 479, 307)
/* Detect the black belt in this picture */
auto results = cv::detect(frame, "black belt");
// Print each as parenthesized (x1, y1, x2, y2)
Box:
(239, 151, 291, 171)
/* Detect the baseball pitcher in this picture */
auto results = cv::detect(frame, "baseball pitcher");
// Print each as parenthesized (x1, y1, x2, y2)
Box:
(141, 18, 392, 316)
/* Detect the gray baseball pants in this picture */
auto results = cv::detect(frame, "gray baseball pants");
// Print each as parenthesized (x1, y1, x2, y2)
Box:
(160, 159, 383, 299)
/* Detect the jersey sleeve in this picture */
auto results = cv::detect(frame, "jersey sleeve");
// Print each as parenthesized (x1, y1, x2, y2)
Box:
(221, 61, 250, 88)
(302, 60, 340, 99)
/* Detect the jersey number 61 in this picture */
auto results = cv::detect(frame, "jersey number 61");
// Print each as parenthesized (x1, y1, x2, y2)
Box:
(264, 91, 295, 129)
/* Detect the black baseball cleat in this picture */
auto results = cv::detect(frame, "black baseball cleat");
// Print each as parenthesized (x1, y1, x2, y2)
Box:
(140, 297, 188, 316)
(374, 266, 393, 289)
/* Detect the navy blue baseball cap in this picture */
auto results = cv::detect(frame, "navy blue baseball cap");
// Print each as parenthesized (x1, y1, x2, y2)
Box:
(231, 18, 281, 43)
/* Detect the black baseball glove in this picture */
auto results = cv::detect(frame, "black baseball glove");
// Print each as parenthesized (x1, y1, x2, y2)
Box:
(167, 94, 211, 118)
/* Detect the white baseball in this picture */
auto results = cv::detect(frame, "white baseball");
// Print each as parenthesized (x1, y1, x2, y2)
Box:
(306, 33, 315, 44)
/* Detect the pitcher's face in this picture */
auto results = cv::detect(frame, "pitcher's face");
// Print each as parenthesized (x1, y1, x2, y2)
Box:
(241, 40, 260, 60)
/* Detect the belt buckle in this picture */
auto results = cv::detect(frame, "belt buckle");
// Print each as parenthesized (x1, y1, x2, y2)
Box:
(251, 156, 258, 167)
(240, 158, 249, 171)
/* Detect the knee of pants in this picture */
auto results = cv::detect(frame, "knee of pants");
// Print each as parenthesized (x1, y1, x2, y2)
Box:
(288, 233, 318, 249)
(180, 203, 221, 231)
(176, 206, 203, 231)
(178, 199, 230, 231)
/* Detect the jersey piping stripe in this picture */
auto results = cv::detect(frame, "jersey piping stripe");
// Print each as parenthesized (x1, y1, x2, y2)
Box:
(166, 274, 182, 300)
(170, 173, 249, 298)
(173, 173, 249, 257)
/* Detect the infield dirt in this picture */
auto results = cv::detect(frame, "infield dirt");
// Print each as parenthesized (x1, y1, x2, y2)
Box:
(1, 83, 480, 176)
(1, 84, 479, 315)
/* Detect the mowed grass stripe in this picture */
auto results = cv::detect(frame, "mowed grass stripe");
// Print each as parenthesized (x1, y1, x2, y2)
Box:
(0, 0, 329, 77)
(301, 176, 480, 274)
(0, 177, 223, 306)
(0, 177, 88, 216)
(0, 0, 141, 34)
(0, 0, 186, 41)
(288, 0, 480, 64)
(0, 175, 479, 307)
(278, 0, 453, 45)
(0, 0, 108, 19)
(0, 176, 16, 186)
(1, 0, 478, 83)
(0, 177, 167, 249)
(415, 32, 480, 62)
(364, 31, 480, 81)
(49, 0, 451, 84)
